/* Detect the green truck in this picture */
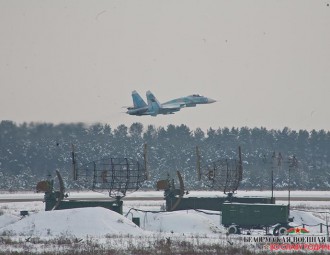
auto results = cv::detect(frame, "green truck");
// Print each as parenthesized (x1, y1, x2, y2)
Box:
(222, 203, 292, 235)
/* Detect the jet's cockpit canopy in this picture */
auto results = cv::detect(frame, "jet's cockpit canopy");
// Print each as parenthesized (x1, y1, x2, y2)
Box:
(189, 94, 201, 97)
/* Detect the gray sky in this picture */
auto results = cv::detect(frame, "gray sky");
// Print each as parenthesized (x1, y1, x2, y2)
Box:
(1, 1, 330, 132)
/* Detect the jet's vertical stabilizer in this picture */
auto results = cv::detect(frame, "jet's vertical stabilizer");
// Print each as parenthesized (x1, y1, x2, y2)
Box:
(132, 90, 147, 108)
(146, 90, 161, 116)
(146, 91, 161, 106)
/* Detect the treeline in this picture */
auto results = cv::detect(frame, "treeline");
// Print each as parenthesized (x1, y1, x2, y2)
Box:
(0, 120, 329, 191)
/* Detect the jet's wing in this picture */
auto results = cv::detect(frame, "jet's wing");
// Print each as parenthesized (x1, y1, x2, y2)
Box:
(163, 98, 188, 108)
(157, 103, 181, 114)
(161, 103, 183, 110)
(164, 95, 216, 107)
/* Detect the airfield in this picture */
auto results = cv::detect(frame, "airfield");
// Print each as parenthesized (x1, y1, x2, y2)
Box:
(1, 190, 330, 254)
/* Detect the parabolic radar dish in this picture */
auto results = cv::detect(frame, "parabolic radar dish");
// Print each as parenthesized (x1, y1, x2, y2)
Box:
(201, 147, 243, 194)
(73, 157, 147, 198)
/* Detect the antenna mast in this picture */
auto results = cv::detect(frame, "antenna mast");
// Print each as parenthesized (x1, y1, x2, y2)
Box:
(72, 144, 77, 181)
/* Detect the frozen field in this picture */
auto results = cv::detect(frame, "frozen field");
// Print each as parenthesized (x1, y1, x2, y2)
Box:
(0, 190, 329, 254)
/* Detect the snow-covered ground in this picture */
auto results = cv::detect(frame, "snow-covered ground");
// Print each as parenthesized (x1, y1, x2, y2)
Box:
(0, 190, 329, 254)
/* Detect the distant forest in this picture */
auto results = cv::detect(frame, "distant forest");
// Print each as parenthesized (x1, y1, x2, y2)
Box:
(0, 120, 330, 191)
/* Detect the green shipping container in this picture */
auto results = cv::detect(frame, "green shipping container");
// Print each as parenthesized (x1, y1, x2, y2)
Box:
(222, 203, 289, 228)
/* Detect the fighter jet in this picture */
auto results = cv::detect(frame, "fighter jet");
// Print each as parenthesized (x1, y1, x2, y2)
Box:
(126, 90, 216, 116)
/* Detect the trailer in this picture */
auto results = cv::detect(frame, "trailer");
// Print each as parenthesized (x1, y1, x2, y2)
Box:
(221, 203, 292, 236)
(44, 193, 123, 214)
(166, 196, 275, 211)
(160, 171, 275, 212)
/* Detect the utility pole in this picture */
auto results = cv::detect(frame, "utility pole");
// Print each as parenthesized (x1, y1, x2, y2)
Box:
(288, 155, 298, 211)
(72, 144, 77, 181)
(143, 143, 149, 180)
(271, 152, 276, 203)
(196, 146, 201, 181)
(238, 146, 243, 181)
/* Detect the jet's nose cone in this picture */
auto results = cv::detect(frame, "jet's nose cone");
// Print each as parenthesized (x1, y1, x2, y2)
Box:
(207, 98, 216, 103)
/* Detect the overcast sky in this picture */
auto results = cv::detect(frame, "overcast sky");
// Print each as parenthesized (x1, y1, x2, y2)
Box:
(1, 1, 330, 132)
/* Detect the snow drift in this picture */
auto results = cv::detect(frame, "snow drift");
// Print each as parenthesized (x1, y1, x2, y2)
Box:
(0, 214, 20, 229)
(0, 207, 145, 238)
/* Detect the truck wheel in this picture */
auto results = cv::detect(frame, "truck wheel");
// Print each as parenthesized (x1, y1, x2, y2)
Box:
(278, 226, 288, 235)
(273, 225, 288, 236)
(228, 225, 240, 235)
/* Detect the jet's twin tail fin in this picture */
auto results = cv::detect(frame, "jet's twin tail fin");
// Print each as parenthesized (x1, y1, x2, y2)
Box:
(146, 91, 161, 106)
(146, 90, 162, 115)
(132, 90, 147, 108)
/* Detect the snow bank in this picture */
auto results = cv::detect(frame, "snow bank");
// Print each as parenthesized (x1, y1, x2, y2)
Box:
(1, 207, 224, 238)
(290, 210, 326, 226)
(0, 207, 145, 238)
(133, 210, 223, 234)
(0, 214, 20, 229)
